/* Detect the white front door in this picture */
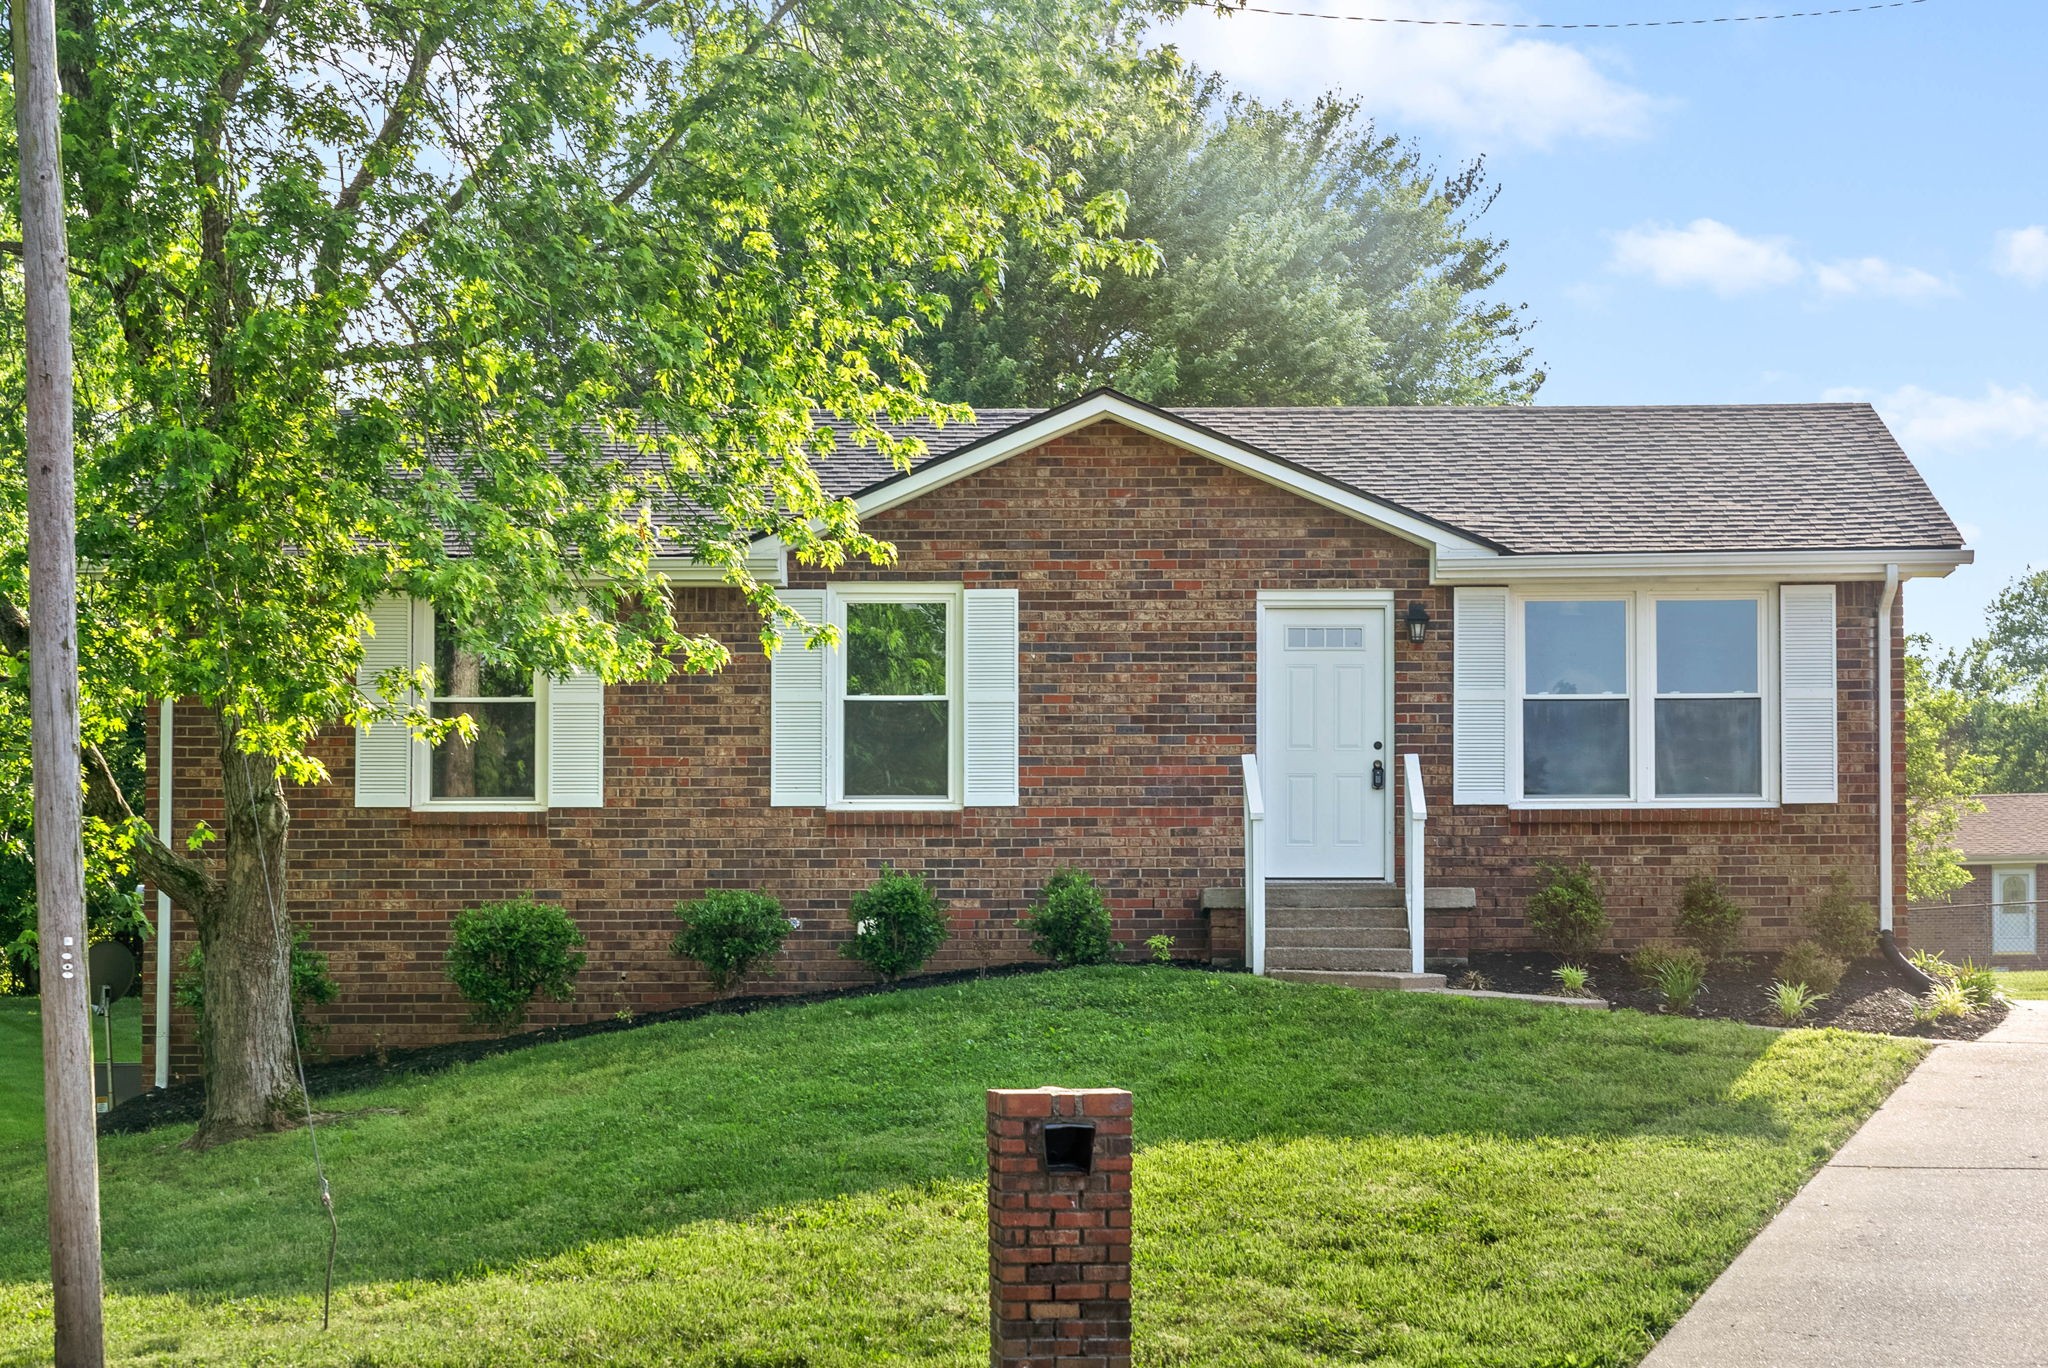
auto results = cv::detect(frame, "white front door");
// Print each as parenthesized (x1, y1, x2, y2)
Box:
(1260, 606, 1389, 879)
(1994, 867, 2038, 956)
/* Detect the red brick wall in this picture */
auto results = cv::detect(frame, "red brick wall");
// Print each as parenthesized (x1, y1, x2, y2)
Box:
(140, 421, 1908, 1078)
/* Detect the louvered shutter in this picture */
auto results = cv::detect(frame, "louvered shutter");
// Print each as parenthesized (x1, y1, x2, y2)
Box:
(355, 595, 414, 807)
(769, 590, 829, 806)
(962, 589, 1021, 806)
(1780, 584, 1839, 804)
(1452, 587, 1511, 805)
(546, 669, 605, 808)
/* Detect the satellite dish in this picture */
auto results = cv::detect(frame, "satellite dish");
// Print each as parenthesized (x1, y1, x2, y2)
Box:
(87, 942, 136, 1002)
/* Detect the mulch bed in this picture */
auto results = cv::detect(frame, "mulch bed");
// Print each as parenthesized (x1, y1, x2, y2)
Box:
(98, 960, 1083, 1137)
(1461, 949, 2010, 1041)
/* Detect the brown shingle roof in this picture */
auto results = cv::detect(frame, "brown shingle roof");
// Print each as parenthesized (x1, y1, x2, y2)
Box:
(795, 398, 1961, 556)
(1955, 794, 2048, 861)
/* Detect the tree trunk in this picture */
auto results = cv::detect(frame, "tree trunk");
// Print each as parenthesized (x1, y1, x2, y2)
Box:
(189, 715, 300, 1148)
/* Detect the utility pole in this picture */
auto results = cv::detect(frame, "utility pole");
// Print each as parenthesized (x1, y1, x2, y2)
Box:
(11, 0, 108, 1356)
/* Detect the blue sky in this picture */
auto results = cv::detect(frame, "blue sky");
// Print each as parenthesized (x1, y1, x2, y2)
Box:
(1158, 0, 2045, 655)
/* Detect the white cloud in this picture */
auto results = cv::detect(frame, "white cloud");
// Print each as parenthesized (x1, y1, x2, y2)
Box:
(1811, 256, 1954, 302)
(1993, 226, 2048, 287)
(1822, 383, 2048, 454)
(1607, 219, 1803, 296)
(1154, 1, 1662, 150)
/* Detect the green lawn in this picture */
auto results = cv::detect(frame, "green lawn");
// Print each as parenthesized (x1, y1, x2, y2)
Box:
(1996, 969, 2048, 1000)
(0, 996, 142, 1156)
(0, 967, 1922, 1367)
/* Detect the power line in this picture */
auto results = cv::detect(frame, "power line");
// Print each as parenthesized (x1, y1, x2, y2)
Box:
(1216, 0, 1930, 28)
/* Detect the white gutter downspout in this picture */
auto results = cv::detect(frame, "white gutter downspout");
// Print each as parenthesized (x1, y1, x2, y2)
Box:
(154, 698, 173, 1090)
(1877, 565, 1901, 935)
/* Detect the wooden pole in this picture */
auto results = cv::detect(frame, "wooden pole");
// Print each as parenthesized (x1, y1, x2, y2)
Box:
(11, 0, 108, 1357)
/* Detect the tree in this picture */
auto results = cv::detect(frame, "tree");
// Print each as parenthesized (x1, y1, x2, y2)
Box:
(0, 0, 1173, 1145)
(910, 75, 1542, 408)
(1904, 642, 1989, 904)
(1936, 569, 2048, 794)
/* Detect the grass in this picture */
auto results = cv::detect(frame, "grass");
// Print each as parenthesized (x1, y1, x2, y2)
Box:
(0, 996, 142, 1156)
(1995, 969, 2048, 1000)
(0, 967, 1922, 1367)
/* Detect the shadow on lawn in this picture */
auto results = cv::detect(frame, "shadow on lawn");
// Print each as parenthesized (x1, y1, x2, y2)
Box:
(0, 967, 1842, 1302)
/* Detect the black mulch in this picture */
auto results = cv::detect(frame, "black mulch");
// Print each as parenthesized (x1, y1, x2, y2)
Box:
(98, 960, 1090, 1137)
(1459, 949, 2010, 1041)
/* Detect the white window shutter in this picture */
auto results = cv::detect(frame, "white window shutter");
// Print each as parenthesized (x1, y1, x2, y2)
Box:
(355, 595, 414, 807)
(769, 590, 829, 806)
(1452, 587, 1511, 805)
(546, 668, 605, 808)
(963, 589, 1021, 807)
(1780, 584, 1839, 804)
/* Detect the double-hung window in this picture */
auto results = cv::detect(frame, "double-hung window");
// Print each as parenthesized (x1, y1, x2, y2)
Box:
(1514, 591, 1771, 805)
(834, 589, 958, 805)
(422, 607, 540, 803)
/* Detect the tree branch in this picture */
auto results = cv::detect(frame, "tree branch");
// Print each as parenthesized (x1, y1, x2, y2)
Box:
(320, 24, 447, 284)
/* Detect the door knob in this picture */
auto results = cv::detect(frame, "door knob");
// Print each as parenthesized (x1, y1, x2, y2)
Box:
(1372, 760, 1386, 791)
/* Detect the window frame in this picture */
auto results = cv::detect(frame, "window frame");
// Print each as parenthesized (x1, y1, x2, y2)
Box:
(1508, 586, 1779, 810)
(410, 600, 550, 813)
(825, 583, 964, 811)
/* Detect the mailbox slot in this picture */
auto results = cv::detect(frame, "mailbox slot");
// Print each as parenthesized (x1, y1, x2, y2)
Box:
(1043, 1122, 1096, 1174)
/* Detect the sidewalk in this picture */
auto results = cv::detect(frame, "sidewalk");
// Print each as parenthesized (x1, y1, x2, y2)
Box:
(1643, 1000, 2048, 1367)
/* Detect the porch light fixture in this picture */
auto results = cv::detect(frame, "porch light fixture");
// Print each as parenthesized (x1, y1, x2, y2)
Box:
(1404, 602, 1432, 644)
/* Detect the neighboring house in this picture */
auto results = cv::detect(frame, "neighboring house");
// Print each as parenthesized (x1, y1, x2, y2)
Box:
(1910, 793, 2048, 966)
(142, 390, 1969, 1077)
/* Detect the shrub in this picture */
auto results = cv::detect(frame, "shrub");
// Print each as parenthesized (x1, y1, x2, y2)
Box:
(1653, 948, 1707, 1012)
(672, 890, 791, 993)
(175, 927, 340, 1050)
(1675, 877, 1746, 960)
(1526, 862, 1609, 959)
(1767, 979, 1826, 1025)
(1803, 871, 1878, 961)
(842, 868, 949, 981)
(1776, 939, 1846, 996)
(1908, 947, 1956, 980)
(1021, 870, 1115, 967)
(1914, 979, 1974, 1024)
(1145, 934, 1176, 964)
(1627, 943, 1677, 989)
(1951, 959, 1999, 1009)
(446, 897, 587, 1028)
(1552, 963, 1591, 996)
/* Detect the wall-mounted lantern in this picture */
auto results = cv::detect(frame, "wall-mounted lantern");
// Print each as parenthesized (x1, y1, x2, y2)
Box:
(1404, 602, 1432, 645)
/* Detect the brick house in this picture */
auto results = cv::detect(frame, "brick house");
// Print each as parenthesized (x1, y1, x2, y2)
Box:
(1909, 793, 2048, 967)
(143, 390, 1969, 1079)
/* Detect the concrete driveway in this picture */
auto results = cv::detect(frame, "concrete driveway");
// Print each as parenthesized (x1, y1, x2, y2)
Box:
(1644, 1000, 2048, 1367)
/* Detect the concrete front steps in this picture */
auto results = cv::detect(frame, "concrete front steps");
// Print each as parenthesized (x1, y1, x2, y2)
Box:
(1259, 880, 1468, 992)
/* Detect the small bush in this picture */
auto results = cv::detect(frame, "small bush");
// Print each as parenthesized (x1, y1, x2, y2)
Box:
(1676, 877, 1746, 960)
(176, 927, 339, 1049)
(1907, 947, 1955, 979)
(1653, 947, 1708, 1012)
(1021, 870, 1115, 967)
(1803, 871, 1878, 961)
(1145, 934, 1176, 964)
(446, 897, 587, 1028)
(842, 868, 949, 981)
(1526, 862, 1609, 959)
(672, 890, 791, 993)
(1951, 959, 1999, 1009)
(1628, 943, 1677, 989)
(1776, 939, 1846, 996)
(1767, 979, 1826, 1025)
(1552, 964, 1591, 996)
(1914, 979, 1974, 1024)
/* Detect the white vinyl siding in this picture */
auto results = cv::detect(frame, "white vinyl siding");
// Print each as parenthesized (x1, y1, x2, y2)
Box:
(1451, 587, 1510, 804)
(768, 590, 830, 807)
(1778, 584, 1840, 804)
(354, 595, 415, 807)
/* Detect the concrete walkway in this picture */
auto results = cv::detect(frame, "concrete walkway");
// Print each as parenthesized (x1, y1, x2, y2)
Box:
(1644, 1000, 2048, 1366)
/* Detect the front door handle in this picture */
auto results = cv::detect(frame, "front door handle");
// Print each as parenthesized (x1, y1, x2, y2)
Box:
(1372, 760, 1386, 791)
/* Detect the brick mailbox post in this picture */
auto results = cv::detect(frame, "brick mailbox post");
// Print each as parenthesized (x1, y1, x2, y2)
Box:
(986, 1086, 1133, 1368)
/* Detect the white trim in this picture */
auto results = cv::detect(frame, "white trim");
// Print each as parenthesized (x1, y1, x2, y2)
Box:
(1254, 590, 1396, 881)
(760, 394, 1499, 567)
(1877, 566, 1900, 931)
(1967, 853, 2048, 868)
(410, 601, 549, 812)
(826, 583, 964, 811)
(1434, 547, 1969, 585)
(1507, 587, 1778, 810)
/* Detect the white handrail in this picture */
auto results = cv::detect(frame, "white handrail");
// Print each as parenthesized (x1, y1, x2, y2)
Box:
(1401, 752, 1426, 974)
(1241, 754, 1266, 976)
